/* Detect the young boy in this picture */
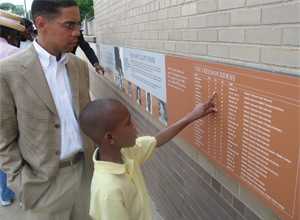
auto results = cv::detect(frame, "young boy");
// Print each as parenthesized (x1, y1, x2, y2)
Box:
(79, 92, 217, 220)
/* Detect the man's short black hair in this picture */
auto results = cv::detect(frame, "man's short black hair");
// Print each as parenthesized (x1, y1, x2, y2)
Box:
(31, 0, 78, 25)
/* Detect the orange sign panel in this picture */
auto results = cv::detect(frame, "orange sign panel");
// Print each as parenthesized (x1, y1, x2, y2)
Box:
(165, 55, 299, 220)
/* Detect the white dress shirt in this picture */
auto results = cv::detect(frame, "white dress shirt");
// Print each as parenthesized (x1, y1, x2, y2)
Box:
(33, 40, 83, 160)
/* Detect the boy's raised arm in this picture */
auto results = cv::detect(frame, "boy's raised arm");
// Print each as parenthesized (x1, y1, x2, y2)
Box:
(155, 92, 217, 148)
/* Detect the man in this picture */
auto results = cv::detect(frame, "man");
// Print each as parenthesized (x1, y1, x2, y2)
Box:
(72, 30, 104, 74)
(0, 1, 94, 219)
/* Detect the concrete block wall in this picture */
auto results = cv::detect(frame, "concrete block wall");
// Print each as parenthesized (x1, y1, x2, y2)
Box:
(93, 0, 300, 76)
(91, 0, 300, 219)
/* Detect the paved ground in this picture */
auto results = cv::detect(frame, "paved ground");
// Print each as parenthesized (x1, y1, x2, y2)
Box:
(0, 198, 163, 220)
(0, 198, 24, 220)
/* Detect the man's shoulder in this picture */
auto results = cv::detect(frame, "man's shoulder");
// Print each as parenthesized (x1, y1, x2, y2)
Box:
(67, 52, 86, 63)
(0, 47, 38, 78)
(67, 52, 89, 69)
(0, 50, 25, 72)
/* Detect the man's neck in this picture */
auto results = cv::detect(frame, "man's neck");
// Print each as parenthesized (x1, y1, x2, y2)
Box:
(36, 38, 61, 61)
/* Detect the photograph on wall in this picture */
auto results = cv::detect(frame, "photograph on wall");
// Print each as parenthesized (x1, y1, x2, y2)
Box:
(146, 92, 152, 114)
(136, 86, 141, 105)
(158, 99, 167, 126)
(114, 46, 125, 92)
(127, 81, 132, 98)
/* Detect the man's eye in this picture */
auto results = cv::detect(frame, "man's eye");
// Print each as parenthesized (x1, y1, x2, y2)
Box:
(67, 24, 74, 29)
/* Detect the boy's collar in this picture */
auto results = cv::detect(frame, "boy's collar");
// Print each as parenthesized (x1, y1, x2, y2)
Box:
(93, 148, 133, 175)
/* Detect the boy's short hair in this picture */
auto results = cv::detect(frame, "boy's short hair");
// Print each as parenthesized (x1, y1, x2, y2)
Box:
(31, 0, 78, 25)
(79, 99, 124, 144)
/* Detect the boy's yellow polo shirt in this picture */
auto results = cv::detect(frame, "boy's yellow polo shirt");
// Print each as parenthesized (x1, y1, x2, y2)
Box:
(90, 136, 157, 220)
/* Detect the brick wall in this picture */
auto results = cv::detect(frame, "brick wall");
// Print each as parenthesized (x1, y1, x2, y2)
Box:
(91, 0, 299, 219)
(93, 0, 300, 76)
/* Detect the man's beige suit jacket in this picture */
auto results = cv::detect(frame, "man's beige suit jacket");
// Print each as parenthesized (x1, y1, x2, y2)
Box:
(0, 45, 95, 210)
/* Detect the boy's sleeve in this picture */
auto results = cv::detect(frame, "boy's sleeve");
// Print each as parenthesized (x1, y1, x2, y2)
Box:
(90, 199, 130, 220)
(130, 136, 157, 165)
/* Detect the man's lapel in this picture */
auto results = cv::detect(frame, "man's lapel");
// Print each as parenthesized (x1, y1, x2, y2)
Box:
(66, 55, 80, 117)
(22, 45, 58, 115)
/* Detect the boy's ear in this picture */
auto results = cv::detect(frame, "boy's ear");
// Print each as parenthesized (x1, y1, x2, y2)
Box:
(104, 132, 114, 144)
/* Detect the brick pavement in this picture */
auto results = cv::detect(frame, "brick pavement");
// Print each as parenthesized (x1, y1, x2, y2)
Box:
(0, 199, 24, 220)
(0, 197, 163, 220)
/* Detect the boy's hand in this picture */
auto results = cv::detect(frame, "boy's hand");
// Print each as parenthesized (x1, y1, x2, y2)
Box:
(155, 92, 217, 148)
(188, 92, 217, 122)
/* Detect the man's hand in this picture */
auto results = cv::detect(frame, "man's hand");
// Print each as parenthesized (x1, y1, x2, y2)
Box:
(94, 64, 105, 75)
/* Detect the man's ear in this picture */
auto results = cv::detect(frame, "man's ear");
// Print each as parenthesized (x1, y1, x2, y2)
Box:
(104, 132, 114, 144)
(35, 16, 47, 32)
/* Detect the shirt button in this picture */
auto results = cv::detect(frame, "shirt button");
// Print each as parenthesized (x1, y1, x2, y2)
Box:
(54, 124, 60, 128)
(55, 151, 60, 155)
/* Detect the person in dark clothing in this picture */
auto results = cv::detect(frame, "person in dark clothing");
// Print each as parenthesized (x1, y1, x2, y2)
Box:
(20, 18, 34, 42)
(18, 18, 34, 49)
(72, 30, 104, 74)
